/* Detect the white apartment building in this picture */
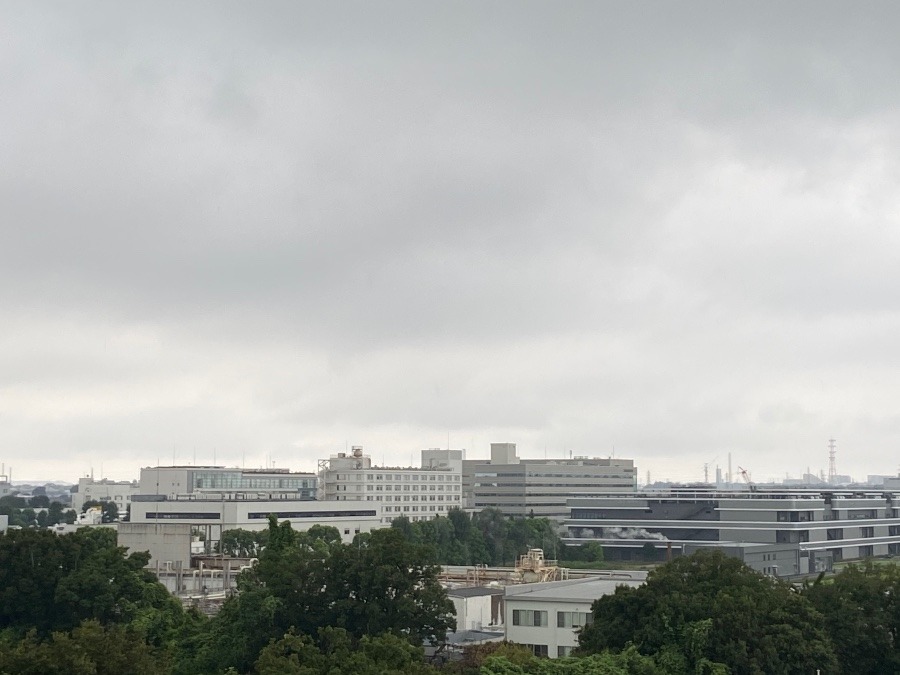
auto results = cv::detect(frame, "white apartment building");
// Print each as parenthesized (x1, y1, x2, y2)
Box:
(72, 477, 140, 513)
(505, 576, 645, 658)
(318, 447, 463, 522)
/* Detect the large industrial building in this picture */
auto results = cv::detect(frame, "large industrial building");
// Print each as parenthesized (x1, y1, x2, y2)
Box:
(564, 487, 900, 568)
(463, 443, 637, 520)
(318, 447, 463, 522)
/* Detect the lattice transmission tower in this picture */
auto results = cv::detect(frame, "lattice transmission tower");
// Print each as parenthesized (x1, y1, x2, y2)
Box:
(827, 438, 837, 484)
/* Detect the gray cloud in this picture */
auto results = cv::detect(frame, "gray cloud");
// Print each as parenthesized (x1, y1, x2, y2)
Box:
(2, 2, 900, 483)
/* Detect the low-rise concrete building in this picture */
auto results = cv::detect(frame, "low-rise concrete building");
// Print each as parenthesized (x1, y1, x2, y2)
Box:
(504, 575, 645, 658)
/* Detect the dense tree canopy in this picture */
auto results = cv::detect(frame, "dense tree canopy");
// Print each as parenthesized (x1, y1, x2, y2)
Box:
(803, 561, 900, 675)
(180, 517, 456, 674)
(0, 528, 183, 637)
(578, 549, 837, 675)
(391, 508, 560, 566)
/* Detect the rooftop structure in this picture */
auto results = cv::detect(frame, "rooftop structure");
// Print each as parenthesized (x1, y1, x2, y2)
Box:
(138, 465, 317, 501)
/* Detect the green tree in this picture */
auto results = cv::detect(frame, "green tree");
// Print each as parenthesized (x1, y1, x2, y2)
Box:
(479, 647, 665, 675)
(804, 561, 900, 675)
(0, 621, 169, 675)
(29, 495, 51, 508)
(48, 501, 65, 526)
(255, 628, 439, 675)
(578, 550, 837, 674)
(0, 527, 184, 636)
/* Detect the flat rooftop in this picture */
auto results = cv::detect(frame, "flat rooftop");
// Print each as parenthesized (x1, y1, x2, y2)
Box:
(504, 575, 644, 603)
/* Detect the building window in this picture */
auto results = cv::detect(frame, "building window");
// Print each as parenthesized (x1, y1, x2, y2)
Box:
(522, 644, 548, 657)
(827, 528, 844, 541)
(557, 646, 573, 658)
(860, 545, 874, 557)
(861, 526, 875, 538)
(512, 610, 548, 627)
(557, 611, 593, 628)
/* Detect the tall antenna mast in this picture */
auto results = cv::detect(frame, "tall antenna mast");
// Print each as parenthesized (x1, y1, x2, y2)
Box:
(827, 438, 837, 484)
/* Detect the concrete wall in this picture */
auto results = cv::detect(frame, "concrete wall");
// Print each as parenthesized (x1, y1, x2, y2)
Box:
(118, 522, 194, 568)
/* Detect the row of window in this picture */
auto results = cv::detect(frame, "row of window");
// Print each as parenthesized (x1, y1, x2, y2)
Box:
(333, 473, 460, 482)
(334, 484, 459, 492)
(338, 495, 461, 502)
(143, 509, 377, 520)
(511, 610, 593, 628)
(194, 472, 314, 491)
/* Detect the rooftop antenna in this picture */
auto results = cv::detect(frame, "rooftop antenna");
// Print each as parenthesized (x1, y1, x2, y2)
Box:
(828, 439, 837, 484)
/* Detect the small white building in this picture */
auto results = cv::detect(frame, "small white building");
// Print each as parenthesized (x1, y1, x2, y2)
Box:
(72, 477, 140, 513)
(448, 586, 504, 631)
(504, 575, 645, 658)
(318, 447, 463, 523)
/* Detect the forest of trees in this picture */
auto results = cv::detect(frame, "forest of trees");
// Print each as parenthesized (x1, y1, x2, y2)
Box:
(2, 512, 900, 674)
(0, 495, 77, 528)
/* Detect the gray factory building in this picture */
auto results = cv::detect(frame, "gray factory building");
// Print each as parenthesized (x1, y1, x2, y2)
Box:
(564, 487, 900, 570)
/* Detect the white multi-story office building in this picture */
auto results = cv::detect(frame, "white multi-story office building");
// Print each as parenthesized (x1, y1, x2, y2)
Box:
(72, 477, 140, 513)
(318, 447, 463, 522)
(504, 576, 645, 658)
(138, 465, 317, 500)
(565, 487, 900, 566)
(463, 443, 637, 520)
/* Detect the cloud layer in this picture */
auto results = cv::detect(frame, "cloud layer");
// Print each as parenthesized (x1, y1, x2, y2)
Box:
(3, 2, 900, 482)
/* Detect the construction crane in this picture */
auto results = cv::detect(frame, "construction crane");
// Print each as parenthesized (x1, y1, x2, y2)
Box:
(738, 466, 757, 492)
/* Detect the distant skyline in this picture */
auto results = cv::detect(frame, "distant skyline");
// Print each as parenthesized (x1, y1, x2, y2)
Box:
(3, 2, 900, 484)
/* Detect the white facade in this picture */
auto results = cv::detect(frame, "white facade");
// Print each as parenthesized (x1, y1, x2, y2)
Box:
(129, 498, 384, 554)
(504, 576, 645, 658)
(72, 477, 140, 513)
(448, 587, 504, 631)
(318, 447, 463, 522)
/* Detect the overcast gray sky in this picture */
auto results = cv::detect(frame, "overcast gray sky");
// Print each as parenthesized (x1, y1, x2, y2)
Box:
(2, 1, 900, 484)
